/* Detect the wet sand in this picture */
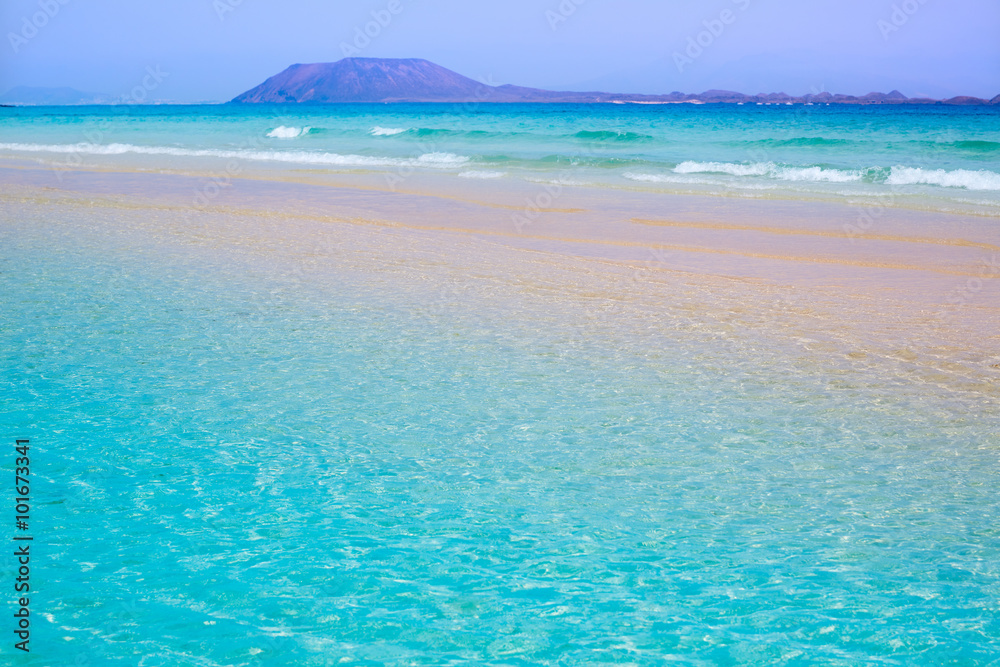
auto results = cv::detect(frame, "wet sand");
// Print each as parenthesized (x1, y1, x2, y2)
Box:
(2, 160, 998, 395)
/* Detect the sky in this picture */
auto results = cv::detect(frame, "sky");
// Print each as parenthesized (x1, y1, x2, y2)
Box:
(2, 0, 998, 102)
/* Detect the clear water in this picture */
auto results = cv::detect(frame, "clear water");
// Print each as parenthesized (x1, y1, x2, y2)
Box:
(2, 187, 999, 664)
(2, 103, 1000, 215)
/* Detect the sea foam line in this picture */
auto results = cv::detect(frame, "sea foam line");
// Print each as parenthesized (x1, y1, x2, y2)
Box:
(674, 160, 864, 183)
(887, 166, 1000, 191)
(0, 142, 471, 169)
(630, 161, 1000, 191)
(458, 170, 507, 179)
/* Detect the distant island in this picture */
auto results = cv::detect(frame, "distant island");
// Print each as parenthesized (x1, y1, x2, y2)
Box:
(231, 58, 1000, 106)
(0, 86, 107, 105)
(4, 60, 997, 106)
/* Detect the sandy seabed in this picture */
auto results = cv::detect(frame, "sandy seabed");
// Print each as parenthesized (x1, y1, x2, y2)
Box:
(3, 160, 998, 390)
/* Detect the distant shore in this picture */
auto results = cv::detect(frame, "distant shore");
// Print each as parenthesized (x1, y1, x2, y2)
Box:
(226, 58, 1000, 106)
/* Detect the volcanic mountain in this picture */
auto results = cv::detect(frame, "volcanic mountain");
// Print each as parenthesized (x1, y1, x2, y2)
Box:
(231, 58, 508, 103)
(231, 58, 999, 105)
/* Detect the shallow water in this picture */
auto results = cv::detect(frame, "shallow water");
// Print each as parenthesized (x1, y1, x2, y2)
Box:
(2, 188, 999, 664)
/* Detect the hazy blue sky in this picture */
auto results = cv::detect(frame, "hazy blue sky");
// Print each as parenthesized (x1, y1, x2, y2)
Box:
(2, 0, 998, 101)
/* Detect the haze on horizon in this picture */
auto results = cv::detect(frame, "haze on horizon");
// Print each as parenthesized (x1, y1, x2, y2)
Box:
(1, 0, 998, 103)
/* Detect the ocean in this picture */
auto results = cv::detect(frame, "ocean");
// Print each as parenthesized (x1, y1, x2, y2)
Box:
(2, 103, 999, 215)
(1, 103, 999, 665)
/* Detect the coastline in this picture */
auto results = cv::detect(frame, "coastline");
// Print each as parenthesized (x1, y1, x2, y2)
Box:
(3, 102, 999, 223)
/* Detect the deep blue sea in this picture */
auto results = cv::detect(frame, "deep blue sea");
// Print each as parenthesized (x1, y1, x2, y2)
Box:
(1, 103, 999, 664)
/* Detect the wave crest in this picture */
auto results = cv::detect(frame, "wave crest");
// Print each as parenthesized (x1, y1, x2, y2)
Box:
(951, 140, 1000, 153)
(370, 126, 408, 136)
(266, 126, 312, 139)
(887, 166, 1000, 191)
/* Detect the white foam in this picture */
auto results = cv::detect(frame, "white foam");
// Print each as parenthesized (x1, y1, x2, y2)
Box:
(458, 170, 506, 179)
(0, 142, 470, 169)
(265, 126, 311, 139)
(412, 152, 470, 166)
(525, 177, 588, 186)
(887, 166, 1000, 191)
(674, 160, 862, 183)
(623, 171, 779, 190)
(370, 126, 408, 136)
(674, 161, 772, 177)
(774, 166, 862, 183)
(622, 172, 689, 184)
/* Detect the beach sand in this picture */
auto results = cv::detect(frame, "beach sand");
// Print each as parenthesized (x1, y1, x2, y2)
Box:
(3, 160, 998, 395)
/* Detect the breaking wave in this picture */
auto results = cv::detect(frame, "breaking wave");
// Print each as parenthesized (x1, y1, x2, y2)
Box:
(370, 126, 408, 136)
(266, 126, 314, 139)
(674, 161, 864, 183)
(886, 166, 1000, 191)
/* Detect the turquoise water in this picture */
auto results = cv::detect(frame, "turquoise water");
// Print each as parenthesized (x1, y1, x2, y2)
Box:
(3, 104, 1000, 663)
(2, 187, 1000, 664)
(2, 103, 1000, 214)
